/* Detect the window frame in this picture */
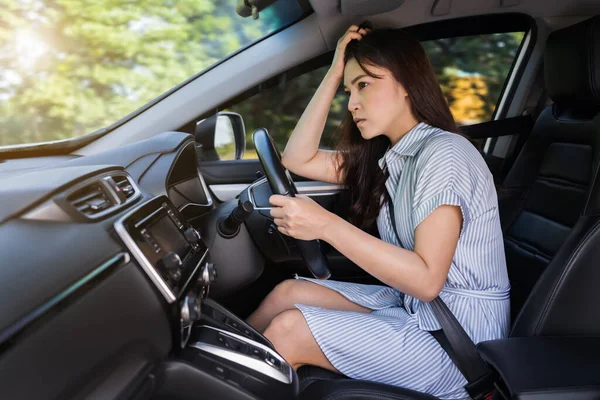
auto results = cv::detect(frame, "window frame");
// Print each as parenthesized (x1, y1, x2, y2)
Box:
(199, 13, 536, 161)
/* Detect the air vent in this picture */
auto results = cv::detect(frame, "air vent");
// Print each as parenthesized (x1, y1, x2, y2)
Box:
(113, 175, 136, 200)
(62, 172, 141, 221)
(67, 182, 115, 217)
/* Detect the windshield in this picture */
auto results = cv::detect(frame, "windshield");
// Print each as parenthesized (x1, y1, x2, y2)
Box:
(0, 0, 306, 148)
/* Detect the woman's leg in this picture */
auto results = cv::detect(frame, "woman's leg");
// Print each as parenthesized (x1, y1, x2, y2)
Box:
(263, 309, 340, 372)
(246, 279, 371, 333)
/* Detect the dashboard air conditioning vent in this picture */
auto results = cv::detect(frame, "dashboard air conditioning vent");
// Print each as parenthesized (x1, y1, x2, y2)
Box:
(113, 175, 136, 200)
(67, 183, 115, 217)
(59, 172, 141, 221)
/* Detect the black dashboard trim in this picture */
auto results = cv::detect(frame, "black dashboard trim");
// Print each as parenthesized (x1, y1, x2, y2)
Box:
(165, 140, 214, 207)
(0, 164, 125, 224)
(114, 196, 209, 304)
(0, 252, 130, 352)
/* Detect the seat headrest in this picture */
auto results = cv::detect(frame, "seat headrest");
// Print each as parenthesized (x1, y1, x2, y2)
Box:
(545, 16, 600, 114)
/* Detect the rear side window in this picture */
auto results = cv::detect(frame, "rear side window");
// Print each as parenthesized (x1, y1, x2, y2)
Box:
(224, 31, 526, 159)
(423, 32, 526, 126)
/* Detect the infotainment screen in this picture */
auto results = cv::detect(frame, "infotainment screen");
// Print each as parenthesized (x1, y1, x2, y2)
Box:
(115, 196, 209, 303)
(147, 213, 190, 260)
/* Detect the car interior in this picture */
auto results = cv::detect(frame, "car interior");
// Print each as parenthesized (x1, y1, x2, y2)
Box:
(1, 0, 600, 399)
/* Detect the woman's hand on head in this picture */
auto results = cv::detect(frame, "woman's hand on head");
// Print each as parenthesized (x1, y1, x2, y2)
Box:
(329, 25, 370, 80)
(269, 194, 337, 241)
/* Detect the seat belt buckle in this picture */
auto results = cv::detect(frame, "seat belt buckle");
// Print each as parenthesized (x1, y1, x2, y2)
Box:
(465, 370, 497, 400)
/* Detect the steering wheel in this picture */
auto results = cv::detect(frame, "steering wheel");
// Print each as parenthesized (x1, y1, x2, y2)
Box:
(253, 128, 331, 280)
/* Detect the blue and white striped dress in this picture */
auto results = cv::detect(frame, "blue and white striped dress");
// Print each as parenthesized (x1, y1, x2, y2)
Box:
(295, 122, 510, 399)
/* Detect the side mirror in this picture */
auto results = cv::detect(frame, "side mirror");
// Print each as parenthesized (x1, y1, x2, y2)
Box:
(195, 112, 246, 161)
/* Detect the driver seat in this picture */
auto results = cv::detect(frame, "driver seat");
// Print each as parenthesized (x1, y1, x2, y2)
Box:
(298, 16, 600, 400)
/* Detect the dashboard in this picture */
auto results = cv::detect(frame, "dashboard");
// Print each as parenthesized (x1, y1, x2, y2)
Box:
(0, 132, 265, 399)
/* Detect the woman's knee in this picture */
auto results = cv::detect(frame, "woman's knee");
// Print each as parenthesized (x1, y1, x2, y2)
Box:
(264, 279, 300, 310)
(263, 309, 304, 347)
(264, 309, 331, 371)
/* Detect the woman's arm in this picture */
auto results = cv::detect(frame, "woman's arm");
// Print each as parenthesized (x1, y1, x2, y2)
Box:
(323, 205, 462, 302)
(281, 25, 368, 184)
(269, 194, 462, 302)
(281, 70, 343, 184)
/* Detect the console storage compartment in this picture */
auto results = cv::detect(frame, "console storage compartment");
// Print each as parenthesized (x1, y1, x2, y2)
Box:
(477, 336, 600, 399)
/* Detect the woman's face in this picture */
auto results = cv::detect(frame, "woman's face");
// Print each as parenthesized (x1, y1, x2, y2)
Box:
(343, 58, 414, 142)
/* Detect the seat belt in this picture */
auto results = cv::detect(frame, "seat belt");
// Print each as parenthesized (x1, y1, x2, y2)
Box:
(387, 204, 496, 399)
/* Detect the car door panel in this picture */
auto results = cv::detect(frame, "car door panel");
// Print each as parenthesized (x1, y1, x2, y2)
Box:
(200, 160, 264, 185)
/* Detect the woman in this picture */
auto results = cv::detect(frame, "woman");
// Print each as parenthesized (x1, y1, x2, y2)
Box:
(246, 25, 510, 399)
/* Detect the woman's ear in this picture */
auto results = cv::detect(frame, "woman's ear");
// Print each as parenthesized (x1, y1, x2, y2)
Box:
(396, 81, 409, 98)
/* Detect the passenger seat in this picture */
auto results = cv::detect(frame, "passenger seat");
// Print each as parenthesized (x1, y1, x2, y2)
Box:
(499, 15, 600, 320)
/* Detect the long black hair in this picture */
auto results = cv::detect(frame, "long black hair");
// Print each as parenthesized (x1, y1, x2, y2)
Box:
(336, 28, 459, 229)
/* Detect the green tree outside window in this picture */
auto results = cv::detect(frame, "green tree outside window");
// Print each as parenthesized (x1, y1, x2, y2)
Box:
(0, 0, 303, 146)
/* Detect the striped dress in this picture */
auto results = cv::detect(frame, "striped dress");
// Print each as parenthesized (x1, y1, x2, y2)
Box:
(295, 122, 510, 400)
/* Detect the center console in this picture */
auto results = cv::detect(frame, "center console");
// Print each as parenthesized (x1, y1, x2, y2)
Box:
(115, 196, 299, 399)
(115, 196, 214, 347)
(173, 299, 299, 399)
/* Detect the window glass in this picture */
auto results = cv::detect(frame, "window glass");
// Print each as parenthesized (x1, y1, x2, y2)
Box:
(0, 0, 306, 147)
(422, 32, 526, 125)
(227, 31, 526, 160)
(225, 65, 341, 159)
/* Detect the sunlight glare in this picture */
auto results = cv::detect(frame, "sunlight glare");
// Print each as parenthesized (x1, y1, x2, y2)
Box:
(14, 29, 49, 69)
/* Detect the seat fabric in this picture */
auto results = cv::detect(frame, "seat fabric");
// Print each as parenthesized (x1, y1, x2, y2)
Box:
(299, 379, 439, 400)
(298, 15, 600, 400)
(499, 110, 599, 319)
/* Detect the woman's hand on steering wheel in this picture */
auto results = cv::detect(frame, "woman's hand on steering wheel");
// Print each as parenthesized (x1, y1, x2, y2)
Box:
(269, 194, 337, 241)
(253, 127, 332, 279)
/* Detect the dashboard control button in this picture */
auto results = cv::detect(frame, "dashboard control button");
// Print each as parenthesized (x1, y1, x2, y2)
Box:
(217, 334, 226, 345)
(265, 354, 280, 369)
(170, 270, 182, 281)
(250, 347, 264, 359)
(160, 252, 182, 270)
(200, 262, 217, 285)
(217, 333, 234, 349)
(214, 365, 228, 379)
(167, 209, 184, 229)
(184, 227, 201, 246)
(180, 297, 191, 325)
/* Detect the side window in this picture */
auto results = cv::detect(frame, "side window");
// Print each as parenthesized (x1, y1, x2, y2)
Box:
(225, 32, 525, 160)
(225, 66, 346, 159)
(422, 32, 526, 157)
(422, 32, 526, 126)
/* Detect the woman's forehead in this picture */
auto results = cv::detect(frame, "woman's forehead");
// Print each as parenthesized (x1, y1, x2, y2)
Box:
(344, 58, 362, 79)
(343, 58, 389, 87)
